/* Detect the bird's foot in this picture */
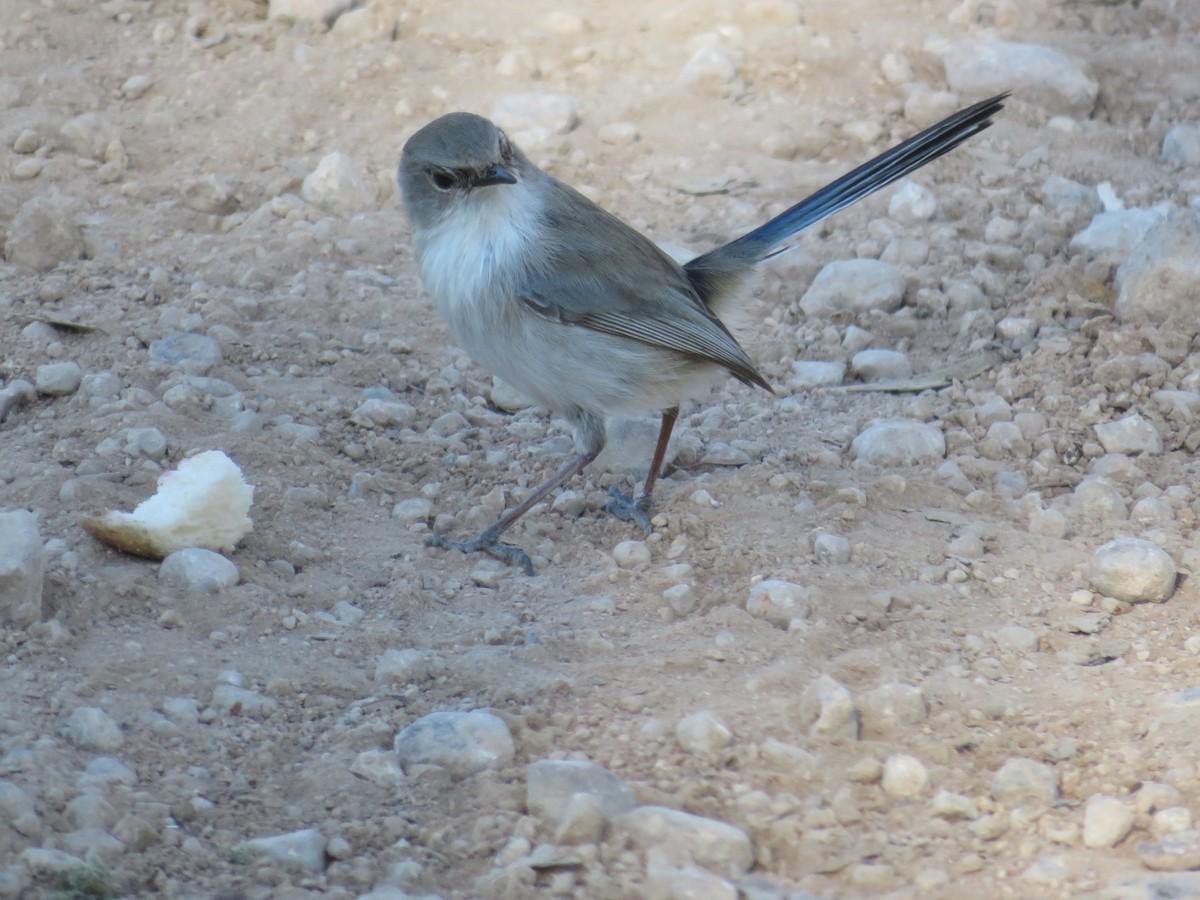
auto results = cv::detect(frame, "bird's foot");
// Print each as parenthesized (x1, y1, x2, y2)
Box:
(605, 486, 654, 536)
(425, 528, 535, 576)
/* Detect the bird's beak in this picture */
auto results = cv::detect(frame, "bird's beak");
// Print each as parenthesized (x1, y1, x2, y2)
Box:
(475, 165, 517, 187)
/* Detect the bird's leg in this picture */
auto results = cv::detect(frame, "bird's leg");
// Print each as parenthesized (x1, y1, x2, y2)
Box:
(427, 449, 598, 575)
(606, 407, 678, 536)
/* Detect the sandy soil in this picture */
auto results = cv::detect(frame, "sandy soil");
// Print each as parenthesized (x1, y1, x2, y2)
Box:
(3, 0, 1200, 897)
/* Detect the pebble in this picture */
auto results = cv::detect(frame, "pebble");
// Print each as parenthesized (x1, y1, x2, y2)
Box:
(1115, 210, 1200, 323)
(887, 180, 939, 224)
(1069, 208, 1164, 259)
(881, 754, 929, 798)
(269, 0, 352, 23)
(179, 174, 236, 215)
(489, 377, 535, 412)
(1088, 537, 1177, 603)
(4, 193, 86, 270)
(393, 710, 515, 776)
(936, 38, 1098, 116)
(1153, 808, 1194, 837)
(393, 498, 434, 523)
(1070, 477, 1127, 522)
(491, 93, 579, 146)
(931, 789, 978, 820)
(351, 398, 416, 427)
(65, 707, 124, 752)
(59, 112, 122, 161)
(525, 759, 636, 832)
(613, 540, 651, 570)
(210, 684, 277, 717)
(595, 416, 681, 475)
(0, 379, 36, 424)
(243, 827, 327, 873)
(1162, 123, 1200, 166)
(645, 859, 737, 900)
(990, 625, 1040, 652)
(991, 757, 1059, 807)
(374, 648, 436, 683)
(812, 532, 851, 564)
(159, 549, 240, 593)
(857, 683, 928, 737)
(800, 674, 859, 740)
(850, 420, 946, 466)
(0, 509, 45, 628)
(880, 52, 914, 85)
(1083, 795, 1135, 848)
(1137, 830, 1200, 871)
(799, 259, 906, 317)
(903, 87, 960, 128)
(349, 749, 405, 787)
(120, 73, 153, 99)
(851, 349, 912, 382)
(301, 152, 373, 216)
(1094, 414, 1163, 456)
(745, 579, 811, 628)
(609, 805, 753, 878)
(149, 332, 222, 374)
(676, 710, 733, 757)
(1041, 174, 1102, 220)
(680, 44, 739, 86)
(0, 781, 39, 836)
(787, 360, 845, 392)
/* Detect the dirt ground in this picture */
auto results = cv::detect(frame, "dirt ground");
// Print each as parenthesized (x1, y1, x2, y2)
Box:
(4, 0, 1200, 897)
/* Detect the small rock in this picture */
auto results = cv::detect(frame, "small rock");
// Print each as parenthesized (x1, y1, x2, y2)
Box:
(595, 416, 683, 475)
(268, 0, 352, 24)
(799, 259, 906, 318)
(0, 509, 45, 628)
(851, 349, 912, 382)
(349, 750, 406, 787)
(1163, 123, 1200, 166)
(613, 540, 651, 570)
(850, 420, 946, 466)
(800, 674, 859, 740)
(857, 683, 928, 737)
(491, 93, 579, 146)
(1094, 414, 1162, 456)
(745, 579, 811, 628)
(1069, 208, 1165, 259)
(490, 378, 535, 412)
(680, 44, 739, 86)
(931, 789, 978, 820)
(180, 174, 237, 215)
(1070, 476, 1127, 522)
(375, 648, 435, 683)
(393, 498, 434, 523)
(59, 112, 122, 160)
(243, 827, 327, 873)
(937, 39, 1097, 116)
(1116, 210, 1200, 323)
(1153, 808, 1195, 838)
(881, 754, 929, 798)
(301, 152, 374, 216)
(149, 332, 222, 374)
(1088, 537, 1177, 603)
(526, 759, 636, 829)
(991, 625, 1040, 652)
(788, 360, 845, 390)
(991, 757, 1059, 807)
(903, 87, 961, 128)
(1137, 830, 1200, 871)
(645, 858, 737, 900)
(1083, 795, 1134, 848)
(610, 805, 753, 879)
(120, 73, 153, 99)
(4, 193, 86, 270)
(35, 361, 83, 397)
(159, 549, 240, 593)
(393, 710, 515, 776)
(888, 179, 939, 223)
(812, 532, 851, 564)
(65, 707, 124, 752)
(676, 710, 733, 757)
(880, 52, 914, 85)
(210, 684, 277, 717)
(351, 398, 417, 427)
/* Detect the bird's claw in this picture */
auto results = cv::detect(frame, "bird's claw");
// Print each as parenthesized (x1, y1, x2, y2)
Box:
(605, 486, 654, 536)
(425, 531, 535, 576)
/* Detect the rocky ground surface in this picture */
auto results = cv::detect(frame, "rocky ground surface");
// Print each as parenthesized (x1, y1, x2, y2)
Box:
(4, 0, 1200, 897)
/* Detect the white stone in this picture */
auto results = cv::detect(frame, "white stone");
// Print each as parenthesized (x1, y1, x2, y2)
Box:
(243, 828, 327, 873)
(1116, 210, 1200, 323)
(526, 759, 636, 827)
(613, 540, 652, 570)
(801, 674, 859, 740)
(179, 174, 237, 215)
(850, 420, 945, 466)
(1163, 124, 1200, 166)
(1094, 415, 1162, 456)
(676, 710, 733, 757)
(745, 579, 811, 627)
(1088, 537, 1177, 603)
(301, 152, 373, 216)
(392, 498, 433, 523)
(937, 39, 1097, 116)
(35, 361, 83, 396)
(681, 44, 739, 85)
(788, 360, 845, 390)
(812, 532, 851, 564)
(610, 805, 753, 879)
(4, 193, 86, 271)
(799, 259, 906, 317)
(888, 179, 939, 224)
(374, 648, 435, 683)
(1082, 795, 1134, 848)
(393, 710, 515, 776)
(881, 754, 930, 798)
(491, 93, 579, 146)
(268, 0, 351, 23)
(857, 683, 928, 737)
(59, 112, 122, 160)
(159, 549, 239, 593)
(1069, 208, 1165, 259)
(350, 398, 416, 427)
(65, 707, 124, 752)
(991, 757, 1059, 807)
(0, 509, 44, 628)
(851, 349, 912, 382)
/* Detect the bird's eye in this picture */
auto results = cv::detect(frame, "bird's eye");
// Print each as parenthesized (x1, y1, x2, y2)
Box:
(431, 171, 456, 191)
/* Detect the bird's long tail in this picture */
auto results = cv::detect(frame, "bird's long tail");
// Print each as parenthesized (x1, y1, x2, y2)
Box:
(698, 92, 1009, 267)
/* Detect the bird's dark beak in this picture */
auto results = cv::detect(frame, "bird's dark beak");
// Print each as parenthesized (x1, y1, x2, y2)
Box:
(475, 165, 517, 187)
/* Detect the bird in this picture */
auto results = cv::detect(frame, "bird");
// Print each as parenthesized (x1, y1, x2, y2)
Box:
(399, 93, 1008, 574)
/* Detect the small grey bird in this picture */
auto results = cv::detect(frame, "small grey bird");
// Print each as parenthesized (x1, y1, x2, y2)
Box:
(399, 93, 1007, 574)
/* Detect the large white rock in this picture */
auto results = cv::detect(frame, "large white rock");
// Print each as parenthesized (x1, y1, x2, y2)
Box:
(0, 510, 44, 627)
(799, 259, 906, 318)
(937, 39, 1097, 116)
(301, 152, 374, 216)
(1088, 537, 1177, 603)
(850, 420, 945, 466)
(393, 710, 515, 776)
(1115, 210, 1200, 323)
